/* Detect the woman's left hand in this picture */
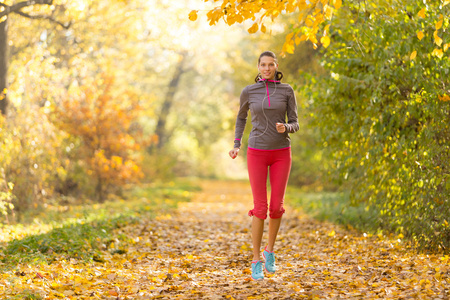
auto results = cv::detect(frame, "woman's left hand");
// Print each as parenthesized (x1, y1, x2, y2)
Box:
(276, 123, 286, 133)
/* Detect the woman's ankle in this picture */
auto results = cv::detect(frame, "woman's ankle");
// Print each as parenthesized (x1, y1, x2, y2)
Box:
(265, 245, 275, 252)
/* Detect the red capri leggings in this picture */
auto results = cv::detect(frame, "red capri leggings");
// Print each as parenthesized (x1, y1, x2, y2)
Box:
(247, 147, 292, 220)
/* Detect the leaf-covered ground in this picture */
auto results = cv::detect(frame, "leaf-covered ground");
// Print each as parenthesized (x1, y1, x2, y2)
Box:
(1, 180, 449, 299)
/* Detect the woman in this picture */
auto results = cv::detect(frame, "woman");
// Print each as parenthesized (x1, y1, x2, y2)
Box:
(229, 51, 299, 280)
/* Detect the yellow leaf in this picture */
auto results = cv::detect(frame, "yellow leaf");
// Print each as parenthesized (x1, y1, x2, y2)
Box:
(248, 22, 258, 34)
(282, 40, 295, 54)
(434, 31, 443, 46)
(410, 50, 417, 60)
(227, 16, 236, 25)
(295, 34, 301, 45)
(321, 35, 331, 48)
(328, 230, 336, 237)
(285, 32, 294, 41)
(417, 31, 424, 40)
(261, 23, 266, 33)
(333, 0, 342, 10)
(298, 0, 307, 10)
(432, 48, 444, 59)
(444, 0, 450, 6)
(436, 20, 443, 30)
(324, 5, 333, 20)
(444, 43, 449, 52)
(418, 8, 426, 18)
(188, 10, 198, 21)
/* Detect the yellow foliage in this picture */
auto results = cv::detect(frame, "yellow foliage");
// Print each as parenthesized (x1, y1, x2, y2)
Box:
(434, 30, 443, 46)
(417, 31, 424, 40)
(410, 50, 417, 60)
(188, 10, 198, 21)
(247, 22, 259, 34)
(324, 5, 334, 20)
(54, 74, 145, 199)
(333, 0, 342, 10)
(192, 0, 343, 54)
(282, 40, 296, 54)
(261, 23, 267, 33)
(285, 31, 295, 42)
(298, 0, 308, 10)
(438, 94, 450, 101)
(321, 35, 331, 48)
(418, 8, 426, 18)
(444, 43, 450, 52)
(305, 15, 314, 27)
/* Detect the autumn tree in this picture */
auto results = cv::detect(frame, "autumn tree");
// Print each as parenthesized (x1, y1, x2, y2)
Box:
(0, 0, 71, 115)
(301, 0, 450, 252)
(54, 74, 145, 202)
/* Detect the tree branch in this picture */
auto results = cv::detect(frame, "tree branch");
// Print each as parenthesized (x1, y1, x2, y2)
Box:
(14, 10, 71, 29)
(0, 0, 53, 19)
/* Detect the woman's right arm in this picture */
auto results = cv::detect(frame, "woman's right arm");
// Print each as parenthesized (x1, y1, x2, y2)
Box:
(230, 87, 249, 158)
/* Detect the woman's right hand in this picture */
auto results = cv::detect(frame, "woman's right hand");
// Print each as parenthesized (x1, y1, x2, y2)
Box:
(229, 148, 240, 159)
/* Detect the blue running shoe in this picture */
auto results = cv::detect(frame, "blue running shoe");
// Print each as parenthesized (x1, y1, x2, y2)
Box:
(262, 246, 276, 274)
(251, 260, 264, 280)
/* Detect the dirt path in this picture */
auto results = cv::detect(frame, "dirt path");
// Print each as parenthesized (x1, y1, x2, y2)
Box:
(116, 180, 449, 299)
(2, 180, 449, 299)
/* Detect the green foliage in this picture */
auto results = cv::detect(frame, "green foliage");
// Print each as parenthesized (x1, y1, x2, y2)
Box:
(287, 188, 383, 235)
(306, 0, 450, 252)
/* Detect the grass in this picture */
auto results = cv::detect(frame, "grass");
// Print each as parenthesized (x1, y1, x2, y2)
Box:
(287, 186, 383, 234)
(0, 178, 200, 271)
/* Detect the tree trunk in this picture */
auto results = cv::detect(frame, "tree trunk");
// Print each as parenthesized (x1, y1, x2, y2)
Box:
(153, 52, 187, 150)
(0, 18, 8, 116)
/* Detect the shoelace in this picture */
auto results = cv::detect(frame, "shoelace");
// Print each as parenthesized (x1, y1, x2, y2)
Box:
(253, 261, 263, 273)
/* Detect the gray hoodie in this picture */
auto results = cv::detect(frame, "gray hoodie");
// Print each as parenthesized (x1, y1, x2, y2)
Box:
(234, 79, 299, 150)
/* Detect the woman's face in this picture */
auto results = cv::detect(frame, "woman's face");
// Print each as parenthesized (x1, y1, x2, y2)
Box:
(258, 56, 278, 80)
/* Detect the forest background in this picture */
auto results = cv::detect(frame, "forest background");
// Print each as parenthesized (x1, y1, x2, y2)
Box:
(0, 0, 449, 254)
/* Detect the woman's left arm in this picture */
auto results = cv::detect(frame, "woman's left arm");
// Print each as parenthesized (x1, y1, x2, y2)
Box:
(285, 86, 299, 133)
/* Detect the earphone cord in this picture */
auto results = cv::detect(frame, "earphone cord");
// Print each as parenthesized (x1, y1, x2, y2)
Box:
(247, 80, 278, 142)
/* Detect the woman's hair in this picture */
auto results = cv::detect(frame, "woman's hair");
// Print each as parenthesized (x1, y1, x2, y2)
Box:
(254, 51, 284, 82)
